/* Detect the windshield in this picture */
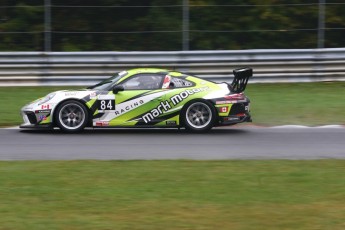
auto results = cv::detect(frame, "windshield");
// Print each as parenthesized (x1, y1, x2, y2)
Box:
(87, 71, 128, 90)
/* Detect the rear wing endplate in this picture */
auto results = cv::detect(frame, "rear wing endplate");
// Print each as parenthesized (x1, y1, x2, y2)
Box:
(230, 68, 253, 93)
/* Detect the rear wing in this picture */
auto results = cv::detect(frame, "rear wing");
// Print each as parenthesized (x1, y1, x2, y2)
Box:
(230, 67, 253, 93)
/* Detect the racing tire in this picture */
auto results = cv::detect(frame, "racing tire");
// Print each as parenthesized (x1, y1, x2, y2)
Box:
(55, 100, 89, 133)
(182, 101, 215, 132)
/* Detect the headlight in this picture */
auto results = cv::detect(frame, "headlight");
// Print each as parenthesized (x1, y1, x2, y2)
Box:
(38, 93, 56, 105)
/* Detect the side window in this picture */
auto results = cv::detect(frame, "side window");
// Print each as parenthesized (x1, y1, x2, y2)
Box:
(170, 77, 194, 88)
(121, 74, 164, 90)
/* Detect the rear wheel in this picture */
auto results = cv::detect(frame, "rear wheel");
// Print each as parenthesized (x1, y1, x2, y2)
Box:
(55, 100, 88, 133)
(183, 101, 215, 132)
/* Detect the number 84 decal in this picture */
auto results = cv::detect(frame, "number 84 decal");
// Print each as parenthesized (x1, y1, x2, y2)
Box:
(97, 95, 115, 111)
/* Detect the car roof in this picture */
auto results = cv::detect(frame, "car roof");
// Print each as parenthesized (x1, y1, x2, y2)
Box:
(126, 68, 169, 75)
(122, 68, 196, 79)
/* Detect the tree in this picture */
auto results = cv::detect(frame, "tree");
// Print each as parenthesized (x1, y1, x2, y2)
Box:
(1, 0, 345, 51)
(0, 1, 44, 50)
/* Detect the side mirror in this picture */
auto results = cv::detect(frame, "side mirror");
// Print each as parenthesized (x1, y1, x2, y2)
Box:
(113, 85, 124, 94)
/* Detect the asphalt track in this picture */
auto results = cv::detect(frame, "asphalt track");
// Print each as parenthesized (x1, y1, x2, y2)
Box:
(0, 126, 344, 160)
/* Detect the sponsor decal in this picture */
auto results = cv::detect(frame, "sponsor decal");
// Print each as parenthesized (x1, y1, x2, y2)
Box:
(216, 99, 247, 104)
(36, 109, 51, 122)
(170, 87, 209, 106)
(95, 121, 109, 127)
(224, 93, 245, 100)
(90, 92, 97, 99)
(41, 104, 50, 110)
(166, 120, 177, 126)
(142, 101, 171, 123)
(35, 109, 51, 114)
(216, 100, 236, 104)
(65, 92, 77, 96)
(142, 87, 209, 123)
(39, 115, 47, 121)
(115, 100, 144, 116)
(224, 117, 239, 121)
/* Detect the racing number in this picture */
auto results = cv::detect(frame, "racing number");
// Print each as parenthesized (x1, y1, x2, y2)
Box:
(98, 99, 115, 111)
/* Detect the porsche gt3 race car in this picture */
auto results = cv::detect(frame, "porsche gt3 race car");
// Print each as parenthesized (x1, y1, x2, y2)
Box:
(20, 68, 252, 133)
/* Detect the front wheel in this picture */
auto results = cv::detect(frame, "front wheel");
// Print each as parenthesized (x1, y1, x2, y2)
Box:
(183, 101, 215, 132)
(55, 100, 89, 133)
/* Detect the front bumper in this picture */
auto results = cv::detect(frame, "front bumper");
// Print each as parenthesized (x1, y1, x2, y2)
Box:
(20, 102, 54, 128)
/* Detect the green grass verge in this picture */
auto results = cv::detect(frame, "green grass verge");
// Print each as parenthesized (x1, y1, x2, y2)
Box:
(0, 82, 345, 126)
(0, 86, 80, 127)
(246, 82, 345, 126)
(0, 160, 344, 229)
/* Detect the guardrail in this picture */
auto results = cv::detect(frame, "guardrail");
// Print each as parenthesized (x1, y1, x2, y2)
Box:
(1, 48, 345, 86)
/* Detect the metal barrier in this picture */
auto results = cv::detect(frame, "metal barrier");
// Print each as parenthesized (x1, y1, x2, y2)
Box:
(1, 48, 345, 86)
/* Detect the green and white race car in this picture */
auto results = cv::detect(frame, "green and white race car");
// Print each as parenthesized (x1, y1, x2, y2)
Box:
(20, 68, 252, 133)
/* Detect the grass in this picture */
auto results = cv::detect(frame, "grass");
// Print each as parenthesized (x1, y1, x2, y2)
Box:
(0, 160, 344, 229)
(0, 82, 345, 126)
(246, 82, 345, 125)
(0, 86, 80, 127)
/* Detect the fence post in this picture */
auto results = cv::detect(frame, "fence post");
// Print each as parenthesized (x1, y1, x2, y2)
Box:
(44, 0, 52, 52)
(182, 0, 189, 51)
(317, 0, 325, 48)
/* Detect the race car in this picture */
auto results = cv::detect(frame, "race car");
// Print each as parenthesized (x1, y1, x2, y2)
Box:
(20, 68, 252, 133)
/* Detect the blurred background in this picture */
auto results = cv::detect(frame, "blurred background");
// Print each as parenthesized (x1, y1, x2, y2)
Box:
(1, 0, 345, 51)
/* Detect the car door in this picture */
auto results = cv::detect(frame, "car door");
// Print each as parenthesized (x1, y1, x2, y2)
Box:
(99, 73, 167, 126)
